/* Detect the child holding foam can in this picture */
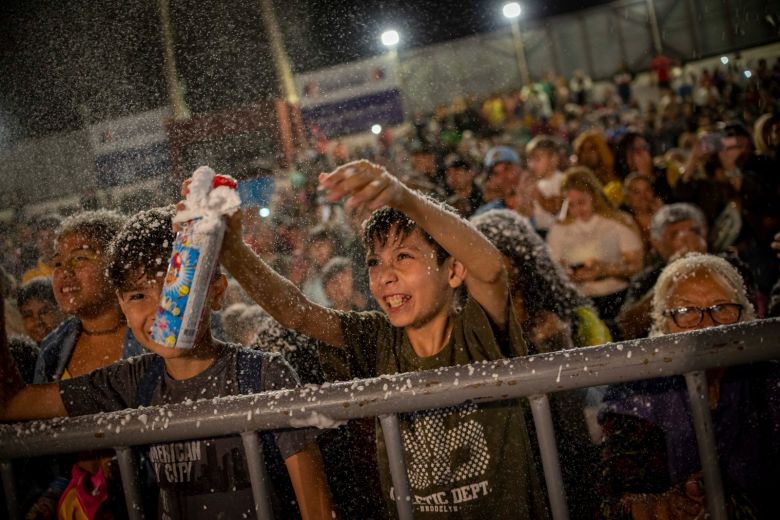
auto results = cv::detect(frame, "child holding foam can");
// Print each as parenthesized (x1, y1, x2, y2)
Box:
(152, 166, 241, 350)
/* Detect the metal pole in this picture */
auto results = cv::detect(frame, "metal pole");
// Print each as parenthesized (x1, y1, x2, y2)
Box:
(241, 431, 274, 520)
(683, 0, 700, 58)
(115, 447, 144, 520)
(1, 461, 19, 520)
(510, 19, 531, 86)
(577, 15, 595, 78)
(684, 371, 728, 520)
(258, 0, 300, 105)
(379, 414, 414, 520)
(645, 0, 663, 54)
(389, 48, 408, 117)
(528, 395, 570, 520)
(158, 0, 190, 120)
(544, 25, 561, 76)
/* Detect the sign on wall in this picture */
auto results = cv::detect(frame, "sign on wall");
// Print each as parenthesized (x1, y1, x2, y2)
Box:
(295, 55, 404, 137)
(88, 107, 172, 187)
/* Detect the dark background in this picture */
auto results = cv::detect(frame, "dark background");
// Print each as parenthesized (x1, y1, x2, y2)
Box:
(0, 0, 612, 140)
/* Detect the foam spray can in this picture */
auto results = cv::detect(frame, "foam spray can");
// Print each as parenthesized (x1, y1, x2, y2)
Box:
(151, 166, 241, 349)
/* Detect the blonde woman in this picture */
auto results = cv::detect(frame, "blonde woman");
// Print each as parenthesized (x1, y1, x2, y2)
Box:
(573, 130, 623, 206)
(547, 167, 643, 321)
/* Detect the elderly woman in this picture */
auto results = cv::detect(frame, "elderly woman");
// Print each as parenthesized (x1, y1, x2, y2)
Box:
(599, 253, 779, 519)
(547, 167, 644, 323)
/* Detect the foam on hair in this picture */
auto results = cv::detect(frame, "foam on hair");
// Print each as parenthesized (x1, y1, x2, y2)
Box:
(362, 196, 456, 266)
(472, 209, 590, 322)
(106, 206, 176, 290)
(57, 209, 125, 251)
(650, 252, 755, 336)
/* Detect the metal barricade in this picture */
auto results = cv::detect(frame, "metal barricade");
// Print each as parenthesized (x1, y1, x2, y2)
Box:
(2, 318, 779, 520)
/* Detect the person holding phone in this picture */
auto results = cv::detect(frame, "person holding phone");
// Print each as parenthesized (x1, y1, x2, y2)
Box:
(547, 167, 644, 327)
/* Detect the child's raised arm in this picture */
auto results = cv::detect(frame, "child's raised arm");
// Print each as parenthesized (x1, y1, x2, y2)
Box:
(218, 211, 346, 348)
(320, 160, 509, 328)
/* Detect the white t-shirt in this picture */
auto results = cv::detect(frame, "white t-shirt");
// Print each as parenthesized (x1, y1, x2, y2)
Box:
(533, 171, 564, 231)
(547, 214, 642, 296)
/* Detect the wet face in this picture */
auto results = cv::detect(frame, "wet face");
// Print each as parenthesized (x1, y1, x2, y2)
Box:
(20, 297, 65, 343)
(117, 273, 225, 359)
(565, 189, 594, 222)
(52, 233, 115, 318)
(663, 270, 743, 334)
(527, 150, 558, 179)
(654, 219, 707, 260)
(117, 275, 169, 355)
(367, 227, 460, 329)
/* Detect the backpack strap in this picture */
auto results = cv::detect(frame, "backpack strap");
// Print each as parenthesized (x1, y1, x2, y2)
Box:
(137, 356, 166, 407)
(236, 348, 264, 395)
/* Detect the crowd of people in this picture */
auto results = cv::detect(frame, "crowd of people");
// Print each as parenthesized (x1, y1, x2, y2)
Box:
(1, 53, 779, 519)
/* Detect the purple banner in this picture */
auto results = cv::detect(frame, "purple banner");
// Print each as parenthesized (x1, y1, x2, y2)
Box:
(300, 89, 404, 137)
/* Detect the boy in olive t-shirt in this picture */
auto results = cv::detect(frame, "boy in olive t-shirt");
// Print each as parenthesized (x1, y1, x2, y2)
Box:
(219, 160, 548, 518)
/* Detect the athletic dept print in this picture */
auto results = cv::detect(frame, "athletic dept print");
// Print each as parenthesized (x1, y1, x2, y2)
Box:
(395, 403, 492, 513)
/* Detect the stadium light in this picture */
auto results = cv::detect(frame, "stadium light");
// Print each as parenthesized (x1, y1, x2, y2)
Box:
(503, 2, 522, 19)
(720, 56, 729, 65)
(259, 207, 271, 218)
(381, 30, 400, 47)
(371, 124, 382, 135)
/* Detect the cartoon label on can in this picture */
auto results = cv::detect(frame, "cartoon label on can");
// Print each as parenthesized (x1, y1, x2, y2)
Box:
(151, 223, 200, 347)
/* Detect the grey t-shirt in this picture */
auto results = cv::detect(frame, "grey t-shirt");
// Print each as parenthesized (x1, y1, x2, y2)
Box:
(60, 344, 318, 520)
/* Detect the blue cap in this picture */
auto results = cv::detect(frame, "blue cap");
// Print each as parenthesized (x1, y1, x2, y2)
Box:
(484, 146, 520, 171)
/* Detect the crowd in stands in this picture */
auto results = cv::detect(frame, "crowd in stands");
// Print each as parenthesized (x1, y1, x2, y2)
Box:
(1, 53, 779, 519)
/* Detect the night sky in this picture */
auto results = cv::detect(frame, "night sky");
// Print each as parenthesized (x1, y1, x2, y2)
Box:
(0, 0, 612, 141)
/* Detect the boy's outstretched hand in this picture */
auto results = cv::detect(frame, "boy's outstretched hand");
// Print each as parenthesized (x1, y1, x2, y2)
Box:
(319, 160, 411, 211)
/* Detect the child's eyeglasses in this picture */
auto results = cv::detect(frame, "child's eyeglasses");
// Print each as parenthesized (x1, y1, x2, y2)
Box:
(53, 251, 99, 272)
(663, 303, 743, 328)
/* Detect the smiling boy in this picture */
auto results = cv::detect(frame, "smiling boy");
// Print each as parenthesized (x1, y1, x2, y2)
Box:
(220, 160, 548, 518)
(0, 207, 334, 520)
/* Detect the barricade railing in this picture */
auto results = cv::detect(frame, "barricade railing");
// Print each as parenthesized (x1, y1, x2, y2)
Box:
(2, 318, 779, 520)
